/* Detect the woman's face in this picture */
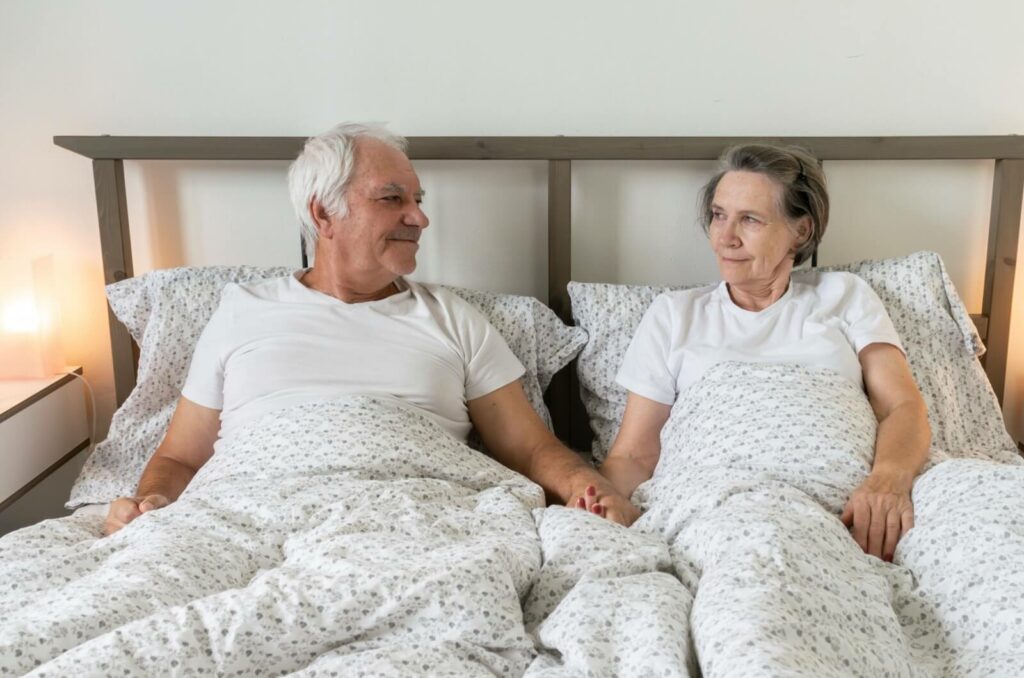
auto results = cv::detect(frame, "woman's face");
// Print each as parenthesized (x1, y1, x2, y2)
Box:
(708, 171, 808, 289)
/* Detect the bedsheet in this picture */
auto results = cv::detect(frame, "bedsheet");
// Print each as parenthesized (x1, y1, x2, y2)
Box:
(1, 396, 549, 676)
(627, 362, 1024, 678)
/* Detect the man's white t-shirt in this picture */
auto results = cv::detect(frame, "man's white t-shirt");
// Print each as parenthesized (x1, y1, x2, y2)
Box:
(617, 271, 904, 404)
(182, 273, 525, 443)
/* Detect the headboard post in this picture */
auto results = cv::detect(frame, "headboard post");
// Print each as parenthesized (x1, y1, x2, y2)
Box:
(545, 160, 573, 442)
(982, 158, 1024, 405)
(546, 160, 572, 323)
(92, 159, 137, 407)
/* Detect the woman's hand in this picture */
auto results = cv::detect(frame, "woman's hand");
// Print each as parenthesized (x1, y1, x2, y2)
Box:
(840, 473, 914, 562)
(850, 343, 930, 562)
(567, 482, 642, 527)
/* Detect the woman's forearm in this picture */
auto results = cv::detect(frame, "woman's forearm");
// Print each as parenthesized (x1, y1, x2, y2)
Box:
(599, 455, 654, 500)
(869, 400, 931, 492)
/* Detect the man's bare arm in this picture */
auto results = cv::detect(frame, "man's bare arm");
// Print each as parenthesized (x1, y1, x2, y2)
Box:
(104, 396, 221, 535)
(468, 380, 640, 526)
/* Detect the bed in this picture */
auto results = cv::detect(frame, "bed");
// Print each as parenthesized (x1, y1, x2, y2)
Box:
(0, 135, 1022, 676)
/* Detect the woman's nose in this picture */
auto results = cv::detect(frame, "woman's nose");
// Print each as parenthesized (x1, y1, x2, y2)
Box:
(714, 220, 740, 247)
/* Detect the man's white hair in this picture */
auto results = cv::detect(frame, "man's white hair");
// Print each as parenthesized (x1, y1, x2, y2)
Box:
(287, 122, 408, 262)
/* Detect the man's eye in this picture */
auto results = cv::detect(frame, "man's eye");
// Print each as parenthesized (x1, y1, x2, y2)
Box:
(381, 196, 401, 203)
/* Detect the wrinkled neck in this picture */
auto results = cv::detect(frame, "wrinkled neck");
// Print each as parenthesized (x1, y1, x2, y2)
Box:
(299, 265, 399, 303)
(726, 275, 791, 312)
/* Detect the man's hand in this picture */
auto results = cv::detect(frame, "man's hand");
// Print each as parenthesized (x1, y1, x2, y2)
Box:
(103, 494, 170, 536)
(567, 482, 642, 527)
(468, 381, 642, 528)
(102, 396, 220, 537)
(840, 474, 914, 562)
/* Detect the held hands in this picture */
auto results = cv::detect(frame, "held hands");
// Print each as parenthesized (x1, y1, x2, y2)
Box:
(840, 474, 914, 562)
(103, 494, 170, 536)
(567, 482, 642, 527)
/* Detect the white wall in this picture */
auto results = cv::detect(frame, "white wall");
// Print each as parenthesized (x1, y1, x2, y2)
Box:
(1, 0, 1023, 522)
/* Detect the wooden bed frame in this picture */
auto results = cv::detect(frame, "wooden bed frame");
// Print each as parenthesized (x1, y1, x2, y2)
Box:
(54, 135, 1024, 450)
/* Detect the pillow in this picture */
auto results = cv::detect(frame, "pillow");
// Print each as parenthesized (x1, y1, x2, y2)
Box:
(67, 267, 586, 508)
(570, 251, 1018, 465)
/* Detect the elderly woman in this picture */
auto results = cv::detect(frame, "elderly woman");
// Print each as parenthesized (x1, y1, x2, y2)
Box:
(596, 144, 931, 561)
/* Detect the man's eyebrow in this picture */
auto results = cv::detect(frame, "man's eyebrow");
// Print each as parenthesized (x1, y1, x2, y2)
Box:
(377, 183, 425, 198)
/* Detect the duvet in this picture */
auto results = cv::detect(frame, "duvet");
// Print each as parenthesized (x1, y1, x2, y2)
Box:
(2, 397, 551, 676)
(629, 362, 1024, 678)
(3, 365, 1023, 677)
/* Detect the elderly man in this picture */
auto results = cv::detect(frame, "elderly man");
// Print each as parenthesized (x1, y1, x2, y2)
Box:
(104, 122, 638, 534)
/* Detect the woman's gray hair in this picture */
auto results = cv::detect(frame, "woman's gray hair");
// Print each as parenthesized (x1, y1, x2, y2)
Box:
(697, 144, 829, 267)
(288, 122, 408, 261)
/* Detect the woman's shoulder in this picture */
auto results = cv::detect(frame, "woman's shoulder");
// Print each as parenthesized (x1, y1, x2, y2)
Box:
(640, 283, 721, 326)
(792, 270, 887, 320)
(794, 270, 873, 296)
(658, 282, 719, 306)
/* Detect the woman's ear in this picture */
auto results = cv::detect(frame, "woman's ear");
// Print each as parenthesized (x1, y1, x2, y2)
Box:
(796, 215, 813, 245)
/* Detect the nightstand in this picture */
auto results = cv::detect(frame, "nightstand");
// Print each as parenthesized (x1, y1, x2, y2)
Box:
(0, 368, 89, 512)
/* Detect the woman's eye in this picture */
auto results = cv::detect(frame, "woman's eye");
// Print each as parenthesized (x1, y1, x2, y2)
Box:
(742, 215, 761, 225)
(712, 211, 725, 220)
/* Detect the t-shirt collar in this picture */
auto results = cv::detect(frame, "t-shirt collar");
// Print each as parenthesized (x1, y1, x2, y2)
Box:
(718, 277, 794, 317)
(290, 270, 411, 306)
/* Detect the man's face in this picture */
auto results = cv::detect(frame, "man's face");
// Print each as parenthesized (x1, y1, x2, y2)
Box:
(317, 139, 429, 280)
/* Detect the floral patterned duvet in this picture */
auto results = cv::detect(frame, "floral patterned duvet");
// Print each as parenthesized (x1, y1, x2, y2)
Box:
(3, 367, 1023, 677)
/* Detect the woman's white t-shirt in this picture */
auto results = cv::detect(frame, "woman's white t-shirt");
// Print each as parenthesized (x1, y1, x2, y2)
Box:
(182, 273, 525, 443)
(616, 271, 904, 404)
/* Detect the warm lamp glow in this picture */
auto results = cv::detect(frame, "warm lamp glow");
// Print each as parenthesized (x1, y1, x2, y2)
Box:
(2, 297, 40, 333)
(0, 256, 65, 379)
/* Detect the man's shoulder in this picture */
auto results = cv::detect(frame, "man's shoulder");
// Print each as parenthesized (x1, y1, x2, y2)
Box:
(403, 281, 499, 342)
(406, 280, 479, 314)
(227, 273, 301, 302)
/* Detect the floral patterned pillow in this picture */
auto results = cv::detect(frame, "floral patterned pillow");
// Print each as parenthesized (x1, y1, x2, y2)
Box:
(68, 267, 586, 507)
(570, 251, 1017, 465)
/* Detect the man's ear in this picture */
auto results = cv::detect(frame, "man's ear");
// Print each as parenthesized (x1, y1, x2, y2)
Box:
(309, 199, 333, 238)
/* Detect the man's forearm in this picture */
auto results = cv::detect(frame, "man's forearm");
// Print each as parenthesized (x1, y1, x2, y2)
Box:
(136, 454, 199, 502)
(526, 440, 603, 504)
(869, 401, 931, 492)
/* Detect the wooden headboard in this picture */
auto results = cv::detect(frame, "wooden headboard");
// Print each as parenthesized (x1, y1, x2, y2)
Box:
(55, 135, 1024, 450)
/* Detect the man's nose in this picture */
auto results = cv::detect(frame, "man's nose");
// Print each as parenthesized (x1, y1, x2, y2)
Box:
(405, 203, 429, 229)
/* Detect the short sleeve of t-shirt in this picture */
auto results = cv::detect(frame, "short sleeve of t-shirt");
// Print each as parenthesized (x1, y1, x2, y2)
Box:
(840, 275, 905, 355)
(180, 287, 235, 410)
(454, 296, 526, 401)
(615, 294, 678, 405)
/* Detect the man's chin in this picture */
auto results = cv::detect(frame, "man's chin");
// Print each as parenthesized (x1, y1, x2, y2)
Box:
(388, 258, 418, 277)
